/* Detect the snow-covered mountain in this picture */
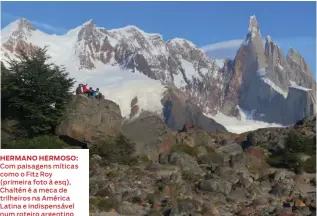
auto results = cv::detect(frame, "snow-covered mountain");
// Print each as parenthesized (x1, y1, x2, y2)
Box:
(221, 16, 316, 125)
(1, 16, 315, 133)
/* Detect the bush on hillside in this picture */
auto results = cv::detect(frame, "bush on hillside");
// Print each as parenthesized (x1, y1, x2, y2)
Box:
(171, 144, 199, 157)
(2, 135, 70, 149)
(267, 130, 316, 173)
(1, 47, 75, 137)
(90, 133, 137, 165)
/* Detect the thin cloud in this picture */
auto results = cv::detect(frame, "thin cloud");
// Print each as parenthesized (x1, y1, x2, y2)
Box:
(2, 12, 66, 34)
(201, 39, 243, 52)
(201, 36, 316, 75)
(201, 36, 315, 53)
(30, 20, 66, 34)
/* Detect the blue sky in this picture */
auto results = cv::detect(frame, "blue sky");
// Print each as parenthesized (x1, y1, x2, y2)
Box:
(1, 1, 316, 76)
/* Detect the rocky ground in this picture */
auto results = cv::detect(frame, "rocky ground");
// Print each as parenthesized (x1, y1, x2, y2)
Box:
(88, 115, 316, 216)
(3, 95, 315, 216)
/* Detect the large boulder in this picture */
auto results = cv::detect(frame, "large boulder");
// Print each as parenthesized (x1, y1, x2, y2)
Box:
(121, 111, 175, 161)
(168, 152, 204, 175)
(199, 178, 233, 196)
(55, 95, 122, 144)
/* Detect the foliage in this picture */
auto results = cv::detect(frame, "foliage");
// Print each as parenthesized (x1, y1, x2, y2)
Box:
(1, 47, 75, 137)
(205, 146, 215, 154)
(90, 133, 137, 165)
(267, 130, 316, 173)
(95, 188, 112, 198)
(171, 144, 199, 157)
(106, 171, 121, 178)
(89, 197, 119, 213)
(301, 155, 316, 173)
(2, 135, 70, 149)
(197, 152, 224, 165)
(194, 132, 212, 146)
(182, 171, 202, 182)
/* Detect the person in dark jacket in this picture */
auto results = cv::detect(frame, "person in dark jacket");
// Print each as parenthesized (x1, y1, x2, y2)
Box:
(88, 87, 95, 97)
(76, 84, 83, 95)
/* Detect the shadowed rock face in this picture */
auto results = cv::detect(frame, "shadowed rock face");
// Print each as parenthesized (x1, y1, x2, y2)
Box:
(287, 48, 316, 90)
(55, 95, 123, 144)
(121, 111, 175, 161)
(161, 87, 227, 132)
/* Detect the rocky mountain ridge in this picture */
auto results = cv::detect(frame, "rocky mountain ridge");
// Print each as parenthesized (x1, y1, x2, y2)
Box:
(1, 16, 315, 127)
(221, 16, 316, 125)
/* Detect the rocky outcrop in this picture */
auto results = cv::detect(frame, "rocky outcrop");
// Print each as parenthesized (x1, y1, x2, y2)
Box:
(162, 86, 227, 132)
(121, 111, 174, 161)
(55, 95, 122, 144)
(55, 94, 227, 159)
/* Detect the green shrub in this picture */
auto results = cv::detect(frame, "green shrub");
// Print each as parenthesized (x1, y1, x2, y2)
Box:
(267, 130, 316, 173)
(90, 133, 137, 165)
(137, 154, 151, 163)
(205, 146, 215, 154)
(171, 144, 199, 157)
(106, 171, 120, 178)
(302, 155, 316, 173)
(147, 209, 163, 216)
(146, 190, 162, 204)
(194, 132, 211, 146)
(182, 171, 201, 182)
(89, 198, 99, 212)
(197, 152, 224, 165)
(2, 135, 70, 149)
(97, 198, 119, 212)
(95, 188, 112, 198)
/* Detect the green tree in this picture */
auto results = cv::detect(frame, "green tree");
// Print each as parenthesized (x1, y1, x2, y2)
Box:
(1, 47, 75, 137)
(267, 130, 316, 173)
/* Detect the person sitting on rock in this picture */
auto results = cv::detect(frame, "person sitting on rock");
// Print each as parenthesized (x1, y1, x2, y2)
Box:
(76, 84, 83, 95)
(88, 87, 95, 98)
(82, 84, 89, 96)
(93, 88, 102, 99)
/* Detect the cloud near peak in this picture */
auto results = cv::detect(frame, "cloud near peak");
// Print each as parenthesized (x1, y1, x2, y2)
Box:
(2, 12, 66, 34)
(201, 39, 243, 52)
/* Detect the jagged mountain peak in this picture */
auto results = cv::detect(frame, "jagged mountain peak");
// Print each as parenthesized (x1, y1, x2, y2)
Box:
(120, 25, 142, 32)
(167, 38, 197, 50)
(264, 34, 281, 51)
(240, 15, 264, 48)
(15, 18, 36, 32)
(248, 15, 260, 34)
(82, 19, 94, 26)
(1, 17, 36, 43)
(287, 47, 313, 77)
(287, 47, 299, 57)
(265, 35, 272, 43)
(77, 19, 104, 41)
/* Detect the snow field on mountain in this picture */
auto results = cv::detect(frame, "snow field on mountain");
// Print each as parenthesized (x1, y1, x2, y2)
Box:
(257, 68, 288, 98)
(289, 80, 312, 91)
(73, 65, 166, 118)
(207, 112, 283, 134)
